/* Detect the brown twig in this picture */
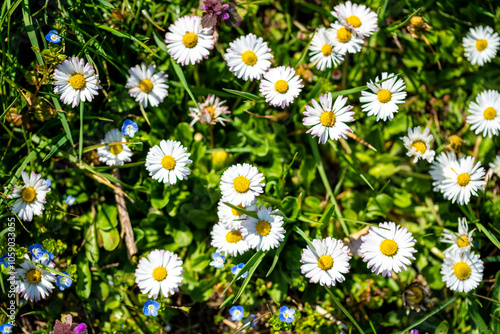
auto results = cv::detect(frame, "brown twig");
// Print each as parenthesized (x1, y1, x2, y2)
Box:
(113, 168, 137, 261)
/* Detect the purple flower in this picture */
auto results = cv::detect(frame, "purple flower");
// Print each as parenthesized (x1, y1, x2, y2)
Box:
(199, 0, 241, 29)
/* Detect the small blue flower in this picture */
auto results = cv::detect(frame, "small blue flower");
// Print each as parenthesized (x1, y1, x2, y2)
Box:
(0, 323, 13, 334)
(243, 314, 258, 328)
(278, 306, 295, 323)
(39, 249, 54, 265)
(209, 252, 225, 269)
(229, 306, 244, 321)
(0, 255, 10, 269)
(45, 30, 61, 43)
(122, 119, 139, 138)
(44, 179, 51, 187)
(231, 263, 248, 280)
(65, 195, 76, 206)
(143, 300, 161, 317)
(29, 244, 44, 260)
(56, 272, 73, 291)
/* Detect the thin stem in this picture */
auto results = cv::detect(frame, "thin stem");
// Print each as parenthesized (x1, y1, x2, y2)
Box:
(324, 287, 365, 334)
(79, 102, 84, 162)
(208, 124, 215, 149)
(341, 53, 348, 90)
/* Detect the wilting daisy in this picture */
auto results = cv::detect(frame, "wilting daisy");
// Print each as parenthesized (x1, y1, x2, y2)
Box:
(189, 94, 230, 126)
(441, 250, 483, 293)
(135, 249, 184, 299)
(241, 206, 285, 252)
(53, 57, 101, 107)
(462, 26, 499, 66)
(279, 306, 296, 323)
(220, 163, 265, 206)
(490, 155, 500, 177)
(143, 300, 161, 317)
(303, 93, 355, 144)
(209, 252, 225, 269)
(467, 89, 500, 138)
(145, 140, 192, 185)
(217, 199, 257, 230)
(360, 72, 407, 121)
(230, 306, 244, 321)
(10, 171, 51, 222)
(441, 217, 476, 255)
(300, 237, 351, 287)
(165, 15, 215, 66)
(224, 33, 273, 81)
(259, 66, 304, 109)
(14, 255, 56, 302)
(360, 222, 417, 277)
(210, 222, 249, 257)
(309, 27, 344, 71)
(440, 155, 486, 205)
(402, 281, 432, 313)
(400, 126, 435, 163)
(97, 128, 133, 166)
(125, 63, 169, 108)
(430, 151, 457, 193)
(331, 1, 378, 38)
(326, 23, 364, 55)
(56, 272, 73, 291)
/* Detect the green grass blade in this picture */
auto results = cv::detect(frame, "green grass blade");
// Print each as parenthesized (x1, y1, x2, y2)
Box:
(222, 88, 262, 101)
(170, 58, 199, 107)
(325, 286, 366, 334)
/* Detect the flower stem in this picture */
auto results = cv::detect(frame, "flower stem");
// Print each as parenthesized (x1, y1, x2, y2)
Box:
(208, 124, 215, 149)
(79, 102, 84, 162)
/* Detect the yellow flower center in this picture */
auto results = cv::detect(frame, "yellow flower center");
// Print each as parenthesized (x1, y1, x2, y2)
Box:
(139, 79, 154, 93)
(109, 144, 123, 155)
(317, 255, 333, 270)
(69, 74, 86, 90)
(26, 269, 42, 284)
(256, 220, 271, 236)
(274, 80, 289, 94)
(457, 234, 470, 248)
(241, 50, 258, 66)
(456, 173, 470, 186)
(182, 32, 198, 48)
(233, 176, 250, 193)
(152, 266, 167, 281)
(231, 203, 245, 217)
(206, 106, 216, 119)
(411, 141, 426, 154)
(320, 111, 336, 127)
(449, 135, 462, 148)
(453, 261, 471, 280)
(377, 89, 392, 103)
(337, 27, 352, 43)
(483, 107, 497, 120)
(347, 15, 361, 28)
(161, 155, 176, 170)
(321, 44, 332, 56)
(476, 39, 488, 52)
(406, 286, 424, 304)
(226, 230, 243, 243)
(21, 187, 36, 203)
(410, 16, 424, 28)
(380, 239, 398, 256)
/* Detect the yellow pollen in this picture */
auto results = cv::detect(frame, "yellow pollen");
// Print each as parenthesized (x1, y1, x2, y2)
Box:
(69, 74, 86, 90)
(226, 230, 243, 243)
(320, 111, 336, 127)
(456, 173, 470, 186)
(483, 107, 497, 120)
(231, 203, 245, 217)
(161, 155, 176, 170)
(377, 89, 392, 103)
(347, 15, 361, 28)
(152, 266, 167, 281)
(182, 32, 198, 48)
(449, 135, 462, 147)
(453, 261, 471, 280)
(26, 269, 42, 284)
(457, 235, 470, 248)
(317, 255, 333, 270)
(406, 286, 424, 304)
(139, 79, 154, 93)
(21, 187, 36, 203)
(380, 239, 398, 256)
(274, 80, 289, 94)
(241, 50, 258, 66)
(476, 39, 488, 52)
(206, 106, 216, 119)
(411, 141, 426, 154)
(321, 44, 332, 56)
(233, 176, 250, 193)
(336, 27, 352, 43)
(109, 144, 123, 155)
(410, 16, 424, 28)
(256, 221, 271, 236)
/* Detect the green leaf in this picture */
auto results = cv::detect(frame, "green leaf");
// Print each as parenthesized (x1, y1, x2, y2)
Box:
(85, 225, 99, 263)
(99, 228, 120, 251)
(170, 58, 198, 107)
(76, 255, 92, 300)
(435, 320, 449, 334)
(223, 88, 262, 101)
(96, 204, 119, 231)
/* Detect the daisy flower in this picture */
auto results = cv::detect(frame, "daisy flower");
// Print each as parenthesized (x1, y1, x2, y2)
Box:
(143, 300, 161, 317)
(209, 252, 225, 269)
(490, 155, 500, 177)
(188, 94, 230, 126)
(122, 119, 139, 138)
(303, 93, 355, 144)
(326, 23, 364, 55)
(165, 15, 215, 66)
(97, 128, 133, 166)
(53, 57, 101, 107)
(430, 151, 457, 193)
(402, 281, 432, 313)
(360, 222, 417, 277)
(309, 27, 344, 71)
(400, 126, 435, 163)
(145, 140, 192, 185)
(125, 63, 169, 108)
(440, 155, 486, 205)
(10, 171, 51, 222)
(241, 206, 285, 252)
(224, 33, 273, 81)
(331, 1, 378, 38)
(462, 26, 499, 66)
(441, 217, 476, 255)
(360, 72, 407, 121)
(441, 250, 483, 293)
(56, 272, 73, 291)
(210, 222, 249, 257)
(279, 306, 296, 323)
(217, 199, 257, 230)
(14, 255, 56, 302)
(467, 89, 500, 138)
(135, 249, 184, 299)
(220, 163, 265, 206)
(259, 66, 304, 109)
(300, 237, 351, 287)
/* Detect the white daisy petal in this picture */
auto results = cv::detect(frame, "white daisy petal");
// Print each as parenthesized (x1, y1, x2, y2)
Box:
(145, 140, 192, 185)
(220, 163, 265, 206)
(360, 72, 407, 121)
(462, 26, 499, 66)
(400, 126, 435, 163)
(241, 205, 286, 252)
(441, 250, 483, 293)
(96, 129, 133, 166)
(224, 34, 273, 81)
(331, 1, 378, 38)
(259, 66, 304, 109)
(10, 171, 51, 222)
(467, 89, 500, 138)
(125, 63, 169, 108)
